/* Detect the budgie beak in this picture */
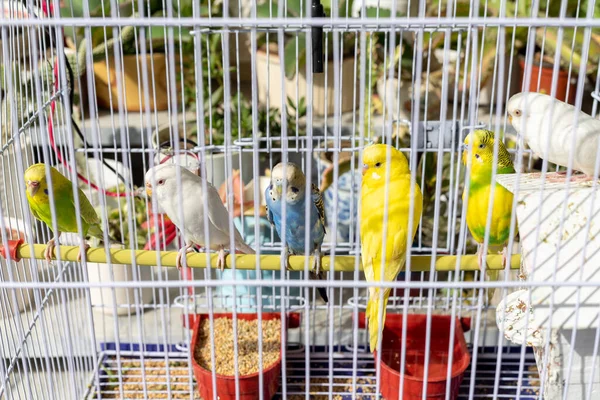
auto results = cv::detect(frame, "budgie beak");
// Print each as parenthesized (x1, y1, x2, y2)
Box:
(362, 164, 368, 175)
(145, 182, 153, 197)
(460, 143, 469, 166)
(273, 181, 282, 196)
(508, 114, 513, 124)
(26, 181, 40, 197)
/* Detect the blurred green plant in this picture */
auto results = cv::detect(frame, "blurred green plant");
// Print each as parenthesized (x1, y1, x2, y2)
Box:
(59, 0, 310, 145)
(489, 0, 598, 77)
(103, 185, 149, 248)
(450, 0, 600, 87)
(0, 61, 57, 132)
(60, 0, 195, 77)
(179, 28, 308, 145)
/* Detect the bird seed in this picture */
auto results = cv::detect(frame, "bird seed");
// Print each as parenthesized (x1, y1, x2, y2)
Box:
(194, 317, 281, 376)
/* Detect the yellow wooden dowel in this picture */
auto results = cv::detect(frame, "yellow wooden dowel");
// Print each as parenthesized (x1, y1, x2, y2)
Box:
(10, 243, 520, 272)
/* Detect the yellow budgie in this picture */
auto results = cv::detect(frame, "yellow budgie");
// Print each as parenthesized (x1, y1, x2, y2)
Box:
(24, 163, 118, 262)
(360, 144, 423, 352)
(462, 130, 516, 293)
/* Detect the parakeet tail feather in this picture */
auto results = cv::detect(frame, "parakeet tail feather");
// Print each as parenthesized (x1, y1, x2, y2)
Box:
(235, 241, 255, 254)
(309, 271, 328, 303)
(367, 288, 390, 353)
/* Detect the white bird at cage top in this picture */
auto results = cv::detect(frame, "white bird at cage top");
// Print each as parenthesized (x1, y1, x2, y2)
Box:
(507, 92, 600, 181)
(144, 164, 255, 271)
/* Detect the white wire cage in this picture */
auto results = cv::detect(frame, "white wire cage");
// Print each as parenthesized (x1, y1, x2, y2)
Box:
(1, 0, 600, 399)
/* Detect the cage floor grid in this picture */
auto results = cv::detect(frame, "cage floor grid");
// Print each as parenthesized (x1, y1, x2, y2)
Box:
(87, 345, 538, 399)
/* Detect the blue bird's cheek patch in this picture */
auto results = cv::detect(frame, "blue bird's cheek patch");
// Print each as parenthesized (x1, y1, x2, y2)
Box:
(44, 189, 48, 195)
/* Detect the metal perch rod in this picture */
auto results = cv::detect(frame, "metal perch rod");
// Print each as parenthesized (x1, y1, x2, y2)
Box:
(7, 243, 520, 272)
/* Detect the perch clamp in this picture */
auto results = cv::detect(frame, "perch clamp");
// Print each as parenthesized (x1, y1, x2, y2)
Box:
(0, 239, 23, 262)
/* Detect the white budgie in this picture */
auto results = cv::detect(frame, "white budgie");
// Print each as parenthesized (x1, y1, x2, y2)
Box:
(144, 164, 255, 270)
(507, 92, 600, 181)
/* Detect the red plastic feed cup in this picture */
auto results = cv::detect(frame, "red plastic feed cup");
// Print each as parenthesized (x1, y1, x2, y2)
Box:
(374, 314, 471, 400)
(190, 313, 285, 400)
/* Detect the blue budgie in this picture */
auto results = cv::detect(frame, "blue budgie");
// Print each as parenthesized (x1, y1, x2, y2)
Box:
(265, 162, 328, 303)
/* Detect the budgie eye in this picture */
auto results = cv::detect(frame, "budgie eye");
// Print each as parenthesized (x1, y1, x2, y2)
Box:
(478, 144, 484, 149)
(291, 187, 299, 193)
(514, 109, 522, 117)
(375, 162, 381, 167)
(158, 179, 165, 185)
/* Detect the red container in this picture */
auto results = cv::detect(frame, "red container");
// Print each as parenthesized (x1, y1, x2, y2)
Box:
(190, 313, 284, 400)
(183, 311, 301, 330)
(375, 314, 471, 400)
(520, 59, 576, 105)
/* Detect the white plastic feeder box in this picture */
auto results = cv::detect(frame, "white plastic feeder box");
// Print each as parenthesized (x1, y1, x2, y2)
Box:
(495, 172, 600, 400)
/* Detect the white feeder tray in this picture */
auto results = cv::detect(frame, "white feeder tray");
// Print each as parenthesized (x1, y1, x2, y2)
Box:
(495, 172, 600, 400)
(496, 172, 600, 331)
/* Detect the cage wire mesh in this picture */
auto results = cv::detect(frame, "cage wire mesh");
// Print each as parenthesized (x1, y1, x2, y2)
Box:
(1, 0, 600, 398)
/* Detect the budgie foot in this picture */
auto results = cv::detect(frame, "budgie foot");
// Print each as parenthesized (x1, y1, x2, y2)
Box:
(283, 246, 293, 271)
(176, 244, 194, 271)
(570, 174, 596, 183)
(501, 246, 510, 269)
(76, 243, 91, 262)
(547, 171, 596, 183)
(477, 244, 485, 272)
(311, 247, 328, 303)
(217, 247, 228, 272)
(313, 246, 322, 276)
(44, 238, 56, 263)
(285, 254, 293, 271)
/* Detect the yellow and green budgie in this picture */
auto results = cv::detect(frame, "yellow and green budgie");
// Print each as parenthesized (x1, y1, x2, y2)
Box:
(462, 130, 517, 290)
(24, 163, 118, 262)
(360, 144, 423, 353)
